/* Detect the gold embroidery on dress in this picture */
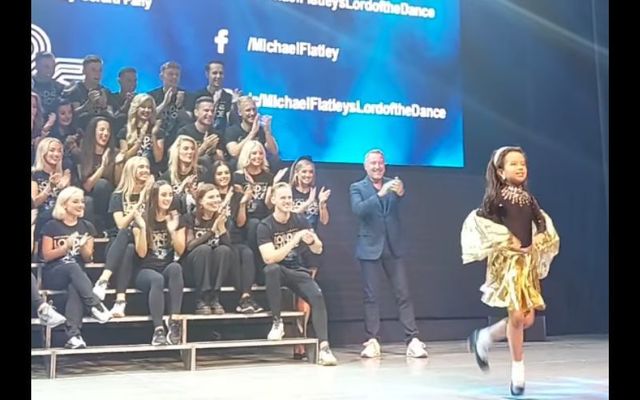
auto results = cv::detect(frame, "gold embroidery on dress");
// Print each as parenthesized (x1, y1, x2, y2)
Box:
(500, 185, 531, 206)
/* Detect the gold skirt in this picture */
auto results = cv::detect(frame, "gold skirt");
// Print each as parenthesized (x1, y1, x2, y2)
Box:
(480, 249, 546, 312)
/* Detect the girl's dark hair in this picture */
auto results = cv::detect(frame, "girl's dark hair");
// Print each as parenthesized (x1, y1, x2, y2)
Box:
(480, 146, 527, 217)
(144, 180, 172, 247)
(211, 160, 232, 190)
(51, 98, 80, 139)
(79, 116, 116, 183)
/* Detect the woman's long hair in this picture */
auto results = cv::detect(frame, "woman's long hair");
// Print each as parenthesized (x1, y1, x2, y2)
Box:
(125, 94, 157, 146)
(79, 116, 116, 183)
(143, 180, 172, 247)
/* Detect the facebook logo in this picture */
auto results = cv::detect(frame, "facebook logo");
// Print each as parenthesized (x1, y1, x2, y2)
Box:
(214, 29, 229, 54)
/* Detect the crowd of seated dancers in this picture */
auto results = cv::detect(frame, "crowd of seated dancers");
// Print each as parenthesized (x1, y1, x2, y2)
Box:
(30, 52, 338, 365)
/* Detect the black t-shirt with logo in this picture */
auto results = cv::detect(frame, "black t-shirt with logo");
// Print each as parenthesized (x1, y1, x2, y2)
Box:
(40, 218, 97, 267)
(33, 79, 66, 113)
(159, 167, 209, 215)
(292, 187, 320, 230)
(232, 170, 273, 220)
(137, 214, 187, 270)
(117, 126, 166, 164)
(32, 170, 59, 223)
(257, 213, 313, 269)
(185, 213, 231, 249)
(176, 123, 226, 159)
(107, 191, 145, 230)
(148, 87, 190, 146)
(224, 124, 267, 151)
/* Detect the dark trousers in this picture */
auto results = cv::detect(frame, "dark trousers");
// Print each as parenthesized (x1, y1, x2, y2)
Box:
(359, 241, 419, 344)
(42, 262, 101, 339)
(264, 263, 329, 342)
(183, 244, 233, 299)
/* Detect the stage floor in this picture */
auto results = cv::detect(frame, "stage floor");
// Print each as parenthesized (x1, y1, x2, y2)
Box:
(32, 334, 608, 399)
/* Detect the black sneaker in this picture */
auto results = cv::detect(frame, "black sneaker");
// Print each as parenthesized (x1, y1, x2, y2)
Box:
(151, 327, 168, 346)
(247, 297, 264, 313)
(166, 320, 182, 345)
(293, 352, 308, 361)
(510, 382, 525, 396)
(195, 300, 212, 315)
(236, 297, 254, 313)
(210, 299, 225, 315)
(467, 329, 489, 372)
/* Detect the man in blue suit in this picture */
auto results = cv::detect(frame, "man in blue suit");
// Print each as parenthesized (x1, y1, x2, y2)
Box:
(349, 149, 428, 358)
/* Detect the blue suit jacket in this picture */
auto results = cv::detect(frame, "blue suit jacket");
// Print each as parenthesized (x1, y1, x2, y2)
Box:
(350, 176, 404, 260)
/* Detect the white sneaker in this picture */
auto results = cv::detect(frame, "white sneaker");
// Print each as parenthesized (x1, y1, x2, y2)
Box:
(93, 280, 108, 301)
(406, 338, 428, 358)
(360, 338, 381, 358)
(64, 335, 87, 349)
(91, 304, 112, 323)
(318, 345, 338, 366)
(37, 302, 66, 328)
(267, 318, 285, 340)
(110, 301, 126, 318)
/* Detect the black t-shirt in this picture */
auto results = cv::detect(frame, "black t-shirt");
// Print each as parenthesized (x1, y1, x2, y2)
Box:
(257, 213, 313, 269)
(176, 123, 226, 158)
(108, 191, 144, 221)
(62, 82, 112, 111)
(160, 167, 209, 195)
(160, 165, 211, 215)
(109, 190, 178, 219)
(62, 83, 114, 130)
(108, 91, 133, 113)
(292, 187, 320, 230)
(224, 124, 267, 151)
(40, 218, 97, 267)
(117, 126, 166, 162)
(138, 214, 187, 269)
(186, 88, 238, 133)
(148, 87, 191, 144)
(232, 170, 273, 220)
(78, 151, 116, 187)
(33, 79, 66, 113)
(185, 213, 231, 249)
(32, 170, 59, 221)
(225, 190, 246, 244)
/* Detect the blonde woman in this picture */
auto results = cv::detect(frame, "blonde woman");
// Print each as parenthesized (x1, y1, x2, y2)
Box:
(233, 140, 287, 267)
(289, 156, 331, 359)
(32, 137, 71, 239)
(161, 135, 207, 214)
(117, 93, 164, 172)
(93, 156, 154, 317)
(40, 186, 111, 348)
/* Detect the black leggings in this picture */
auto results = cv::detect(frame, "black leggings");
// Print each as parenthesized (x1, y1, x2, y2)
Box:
(134, 263, 184, 328)
(104, 229, 136, 294)
(230, 243, 257, 295)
